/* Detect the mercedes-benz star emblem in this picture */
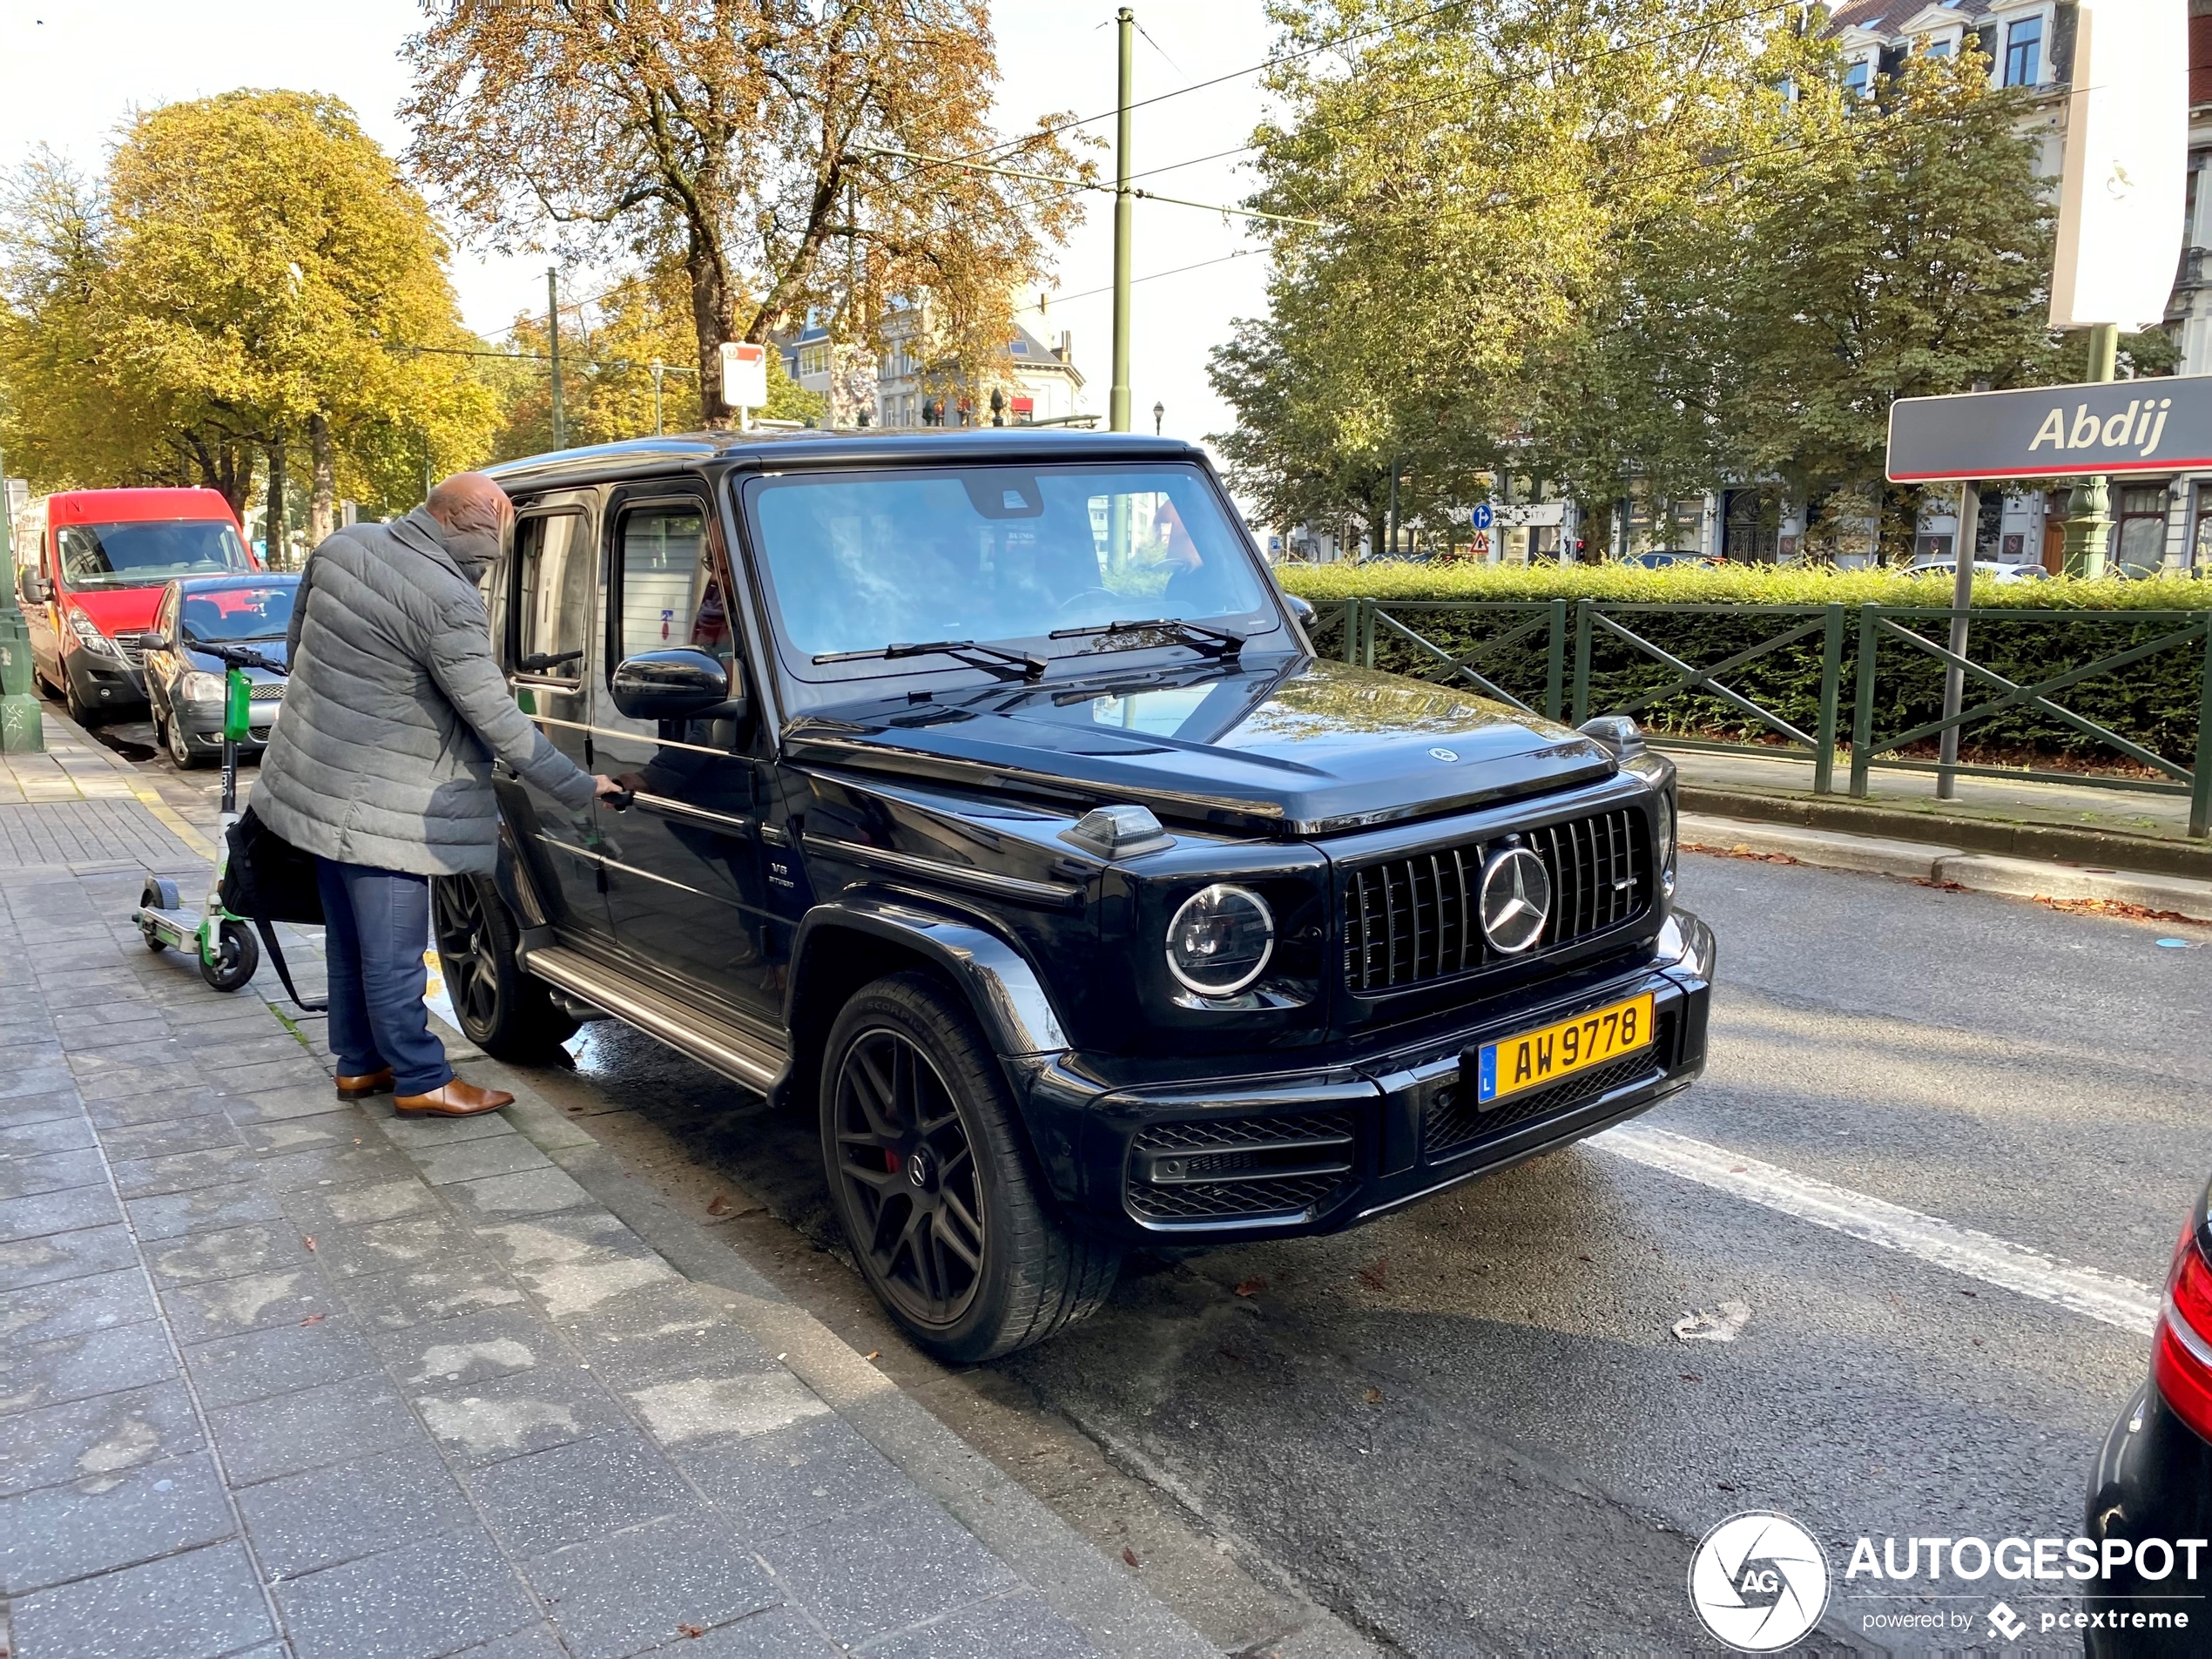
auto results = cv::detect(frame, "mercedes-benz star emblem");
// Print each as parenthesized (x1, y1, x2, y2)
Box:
(1477, 846, 1553, 954)
(905, 1145, 934, 1189)
(1429, 747, 1459, 763)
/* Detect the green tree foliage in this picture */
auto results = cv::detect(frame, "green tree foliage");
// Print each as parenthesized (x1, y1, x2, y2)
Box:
(1216, 7, 2067, 556)
(486, 265, 822, 460)
(0, 92, 496, 516)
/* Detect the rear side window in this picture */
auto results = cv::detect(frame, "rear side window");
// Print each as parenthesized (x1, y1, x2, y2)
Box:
(511, 512, 592, 685)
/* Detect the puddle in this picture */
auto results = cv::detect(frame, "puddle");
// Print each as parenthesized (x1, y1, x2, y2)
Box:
(90, 721, 158, 763)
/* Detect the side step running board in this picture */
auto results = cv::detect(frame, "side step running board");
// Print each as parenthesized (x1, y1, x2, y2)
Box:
(521, 944, 788, 1093)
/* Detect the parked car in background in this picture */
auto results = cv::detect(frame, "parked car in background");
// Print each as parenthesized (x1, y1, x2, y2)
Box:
(1620, 550, 1723, 570)
(2085, 1174, 2212, 1654)
(431, 429, 1716, 1362)
(18, 488, 256, 725)
(1904, 556, 2047, 583)
(138, 575, 297, 769)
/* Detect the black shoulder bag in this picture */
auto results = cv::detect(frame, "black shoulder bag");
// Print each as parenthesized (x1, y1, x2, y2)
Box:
(219, 808, 327, 1012)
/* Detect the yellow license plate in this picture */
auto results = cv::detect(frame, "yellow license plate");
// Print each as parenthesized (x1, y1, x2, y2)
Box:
(1476, 993, 1655, 1105)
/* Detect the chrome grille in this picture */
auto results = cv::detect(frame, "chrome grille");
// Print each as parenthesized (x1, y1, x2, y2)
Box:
(1345, 806, 1650, 994)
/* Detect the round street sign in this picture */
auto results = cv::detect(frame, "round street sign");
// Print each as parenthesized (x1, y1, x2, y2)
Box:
(1470, 502, 1495, 530)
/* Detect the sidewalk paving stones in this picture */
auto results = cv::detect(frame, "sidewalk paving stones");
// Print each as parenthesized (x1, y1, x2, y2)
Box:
(0, 775, 1197, 1659)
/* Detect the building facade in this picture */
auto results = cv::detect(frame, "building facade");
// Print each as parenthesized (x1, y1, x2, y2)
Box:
(779, 308, 1088, 431)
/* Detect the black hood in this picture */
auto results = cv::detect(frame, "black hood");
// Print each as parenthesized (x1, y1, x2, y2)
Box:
(783, 658, 1617, 836)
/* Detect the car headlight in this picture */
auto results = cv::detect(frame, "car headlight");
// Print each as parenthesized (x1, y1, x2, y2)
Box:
(66, 610, 122, 658)
(1655, 789, 1678, 894)
(180, 671, 226, 704)
(1165, 884, 1275, 997)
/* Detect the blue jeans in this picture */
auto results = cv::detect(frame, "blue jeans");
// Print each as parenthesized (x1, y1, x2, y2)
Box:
(314, 859, 452, 1096)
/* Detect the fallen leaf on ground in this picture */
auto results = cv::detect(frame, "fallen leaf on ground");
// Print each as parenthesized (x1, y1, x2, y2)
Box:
(1681, 1372, 1703, 1382)
(299, 1312, 325, 1325)
(1683, 841, 1800, 866)
(1355, 1257, 1388, 1291)
(1364, 1386, 1384, 1405)
(705, 1193, 731, 1216)
(2035, 895, 2208, 926)
(1233, 1278, 1266, 1298)
(1122, 1548, 1140, 1568)
(1672, 1299, 1751, 1344)
(677, 1625, 705, 1639)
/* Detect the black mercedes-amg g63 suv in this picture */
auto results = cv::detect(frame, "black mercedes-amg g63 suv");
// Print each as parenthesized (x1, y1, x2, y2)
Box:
(440, 429, 1714, 1361)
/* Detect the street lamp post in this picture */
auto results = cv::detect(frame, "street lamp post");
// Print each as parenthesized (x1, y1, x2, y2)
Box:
(1109, 6, 1135, 434)
(1152, 401, 1163, 436)
(0, 451, 44, 752)
(650, 360, 664, 435)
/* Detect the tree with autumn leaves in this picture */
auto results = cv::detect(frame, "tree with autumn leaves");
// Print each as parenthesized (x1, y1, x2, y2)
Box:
(403, 0, 1089, 428)
(0, 92, 495, 528)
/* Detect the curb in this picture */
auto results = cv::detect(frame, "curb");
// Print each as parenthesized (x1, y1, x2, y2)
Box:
(1677, 784, 2211, 881)
(1682, 813, 2212, 922)
(422, 1015, 1227, 1659)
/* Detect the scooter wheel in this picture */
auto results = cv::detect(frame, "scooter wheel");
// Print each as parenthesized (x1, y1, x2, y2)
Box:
(199, 919, 260, 993)
(138, 878, 179, 952)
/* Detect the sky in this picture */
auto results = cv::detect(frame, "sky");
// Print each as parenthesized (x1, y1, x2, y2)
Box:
(0, 0, 1284, 456)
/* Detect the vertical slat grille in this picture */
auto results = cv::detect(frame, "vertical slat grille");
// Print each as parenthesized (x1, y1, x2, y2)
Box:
(1345, 806, 1652, 993)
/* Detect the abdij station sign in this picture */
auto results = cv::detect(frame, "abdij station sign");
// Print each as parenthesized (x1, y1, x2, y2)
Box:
(1886, 377, 2211, 484)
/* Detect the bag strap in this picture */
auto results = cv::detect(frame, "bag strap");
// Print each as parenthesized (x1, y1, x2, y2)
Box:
(226, 820, 327, 1014)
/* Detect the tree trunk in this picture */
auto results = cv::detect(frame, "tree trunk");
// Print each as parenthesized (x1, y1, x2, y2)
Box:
(686, 230, 739, 428)
(266, 444, 287, 570)
(309, 415, 335, 549)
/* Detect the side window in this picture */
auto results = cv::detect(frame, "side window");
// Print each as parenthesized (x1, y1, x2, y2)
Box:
(511, 512, 592, 686)
(614, 502, 736, 679)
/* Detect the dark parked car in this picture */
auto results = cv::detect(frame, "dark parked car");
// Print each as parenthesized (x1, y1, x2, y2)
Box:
(2086, 1177, 2212, 1654)
(138, 575, 297, 769)
(441, 431, 1715, 1360)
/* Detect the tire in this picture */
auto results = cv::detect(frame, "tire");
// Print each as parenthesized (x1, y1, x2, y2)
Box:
(138, 877, 178, 952)
(819, 972, 1118, 1363)
(161, 709, 204, 770)
(430, 873, 577, 1061)
(199, 918, 259, 992)
(64, 672, 100, 729)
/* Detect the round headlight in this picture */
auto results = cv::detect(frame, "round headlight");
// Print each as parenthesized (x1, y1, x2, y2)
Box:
(1164, 884, 1275, 997)
(1656, 791, 1678, 892)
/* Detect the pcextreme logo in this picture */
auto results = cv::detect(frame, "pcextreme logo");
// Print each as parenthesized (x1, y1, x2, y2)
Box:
(1688, 1512, 1831, 1653)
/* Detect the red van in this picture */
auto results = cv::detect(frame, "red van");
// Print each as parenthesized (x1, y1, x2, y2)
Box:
(17, 488, 256, 725)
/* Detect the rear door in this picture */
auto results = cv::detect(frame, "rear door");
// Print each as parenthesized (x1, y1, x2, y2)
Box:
(590, 487, 784, 1028)
(499, 494, 615, 946)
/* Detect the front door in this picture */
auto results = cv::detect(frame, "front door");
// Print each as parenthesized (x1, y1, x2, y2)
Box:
(590, 490, 784, 1029)
(500, 498, 614, 946)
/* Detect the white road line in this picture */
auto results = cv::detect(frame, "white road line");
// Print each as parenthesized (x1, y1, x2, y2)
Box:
(1595, 1124, 2162, 1335)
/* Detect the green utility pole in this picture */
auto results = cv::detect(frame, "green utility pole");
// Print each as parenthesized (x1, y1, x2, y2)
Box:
(2063, 322, 2119, 577)
(548, 267, 567, 450)
(1109, 6, 1135, 434)
(0, 451, 44, 752)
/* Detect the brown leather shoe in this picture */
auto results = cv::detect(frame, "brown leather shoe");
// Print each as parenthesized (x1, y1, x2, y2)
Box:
(336, 1068, 395, 1101)
(392, 1079, 515, 1117)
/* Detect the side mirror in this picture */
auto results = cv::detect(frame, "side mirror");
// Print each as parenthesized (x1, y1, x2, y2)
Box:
(19, 570, 51, 605)
(1283, 592, 1317, 627)
(609, 648, 739, 724)
(1578, 714, 1644, 754)
(137, 631, 169, 655)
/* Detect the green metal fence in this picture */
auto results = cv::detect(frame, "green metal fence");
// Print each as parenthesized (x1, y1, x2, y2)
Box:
(1316, 597, 2212, 840)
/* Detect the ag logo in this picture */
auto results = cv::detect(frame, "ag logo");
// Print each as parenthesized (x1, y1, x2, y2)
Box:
(1688, 1512, 1830, 1653)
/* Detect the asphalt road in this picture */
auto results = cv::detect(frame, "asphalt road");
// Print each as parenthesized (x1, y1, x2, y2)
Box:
(112, 726, 2210, 1656)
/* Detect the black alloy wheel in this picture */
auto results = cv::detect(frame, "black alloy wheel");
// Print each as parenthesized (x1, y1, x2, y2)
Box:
(163, 707, 203, 770)
(832, 1027, 988, 1329)
(819, 973, 1119, 1362)
(429, 873, 577, 1061)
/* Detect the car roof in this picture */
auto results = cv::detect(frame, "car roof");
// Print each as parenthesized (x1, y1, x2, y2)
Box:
(172, 572, 299, 590)
(49, 487, 239, 527)
(483, 428, 1206, 493)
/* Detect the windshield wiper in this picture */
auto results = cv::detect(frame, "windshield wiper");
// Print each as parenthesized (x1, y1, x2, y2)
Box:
(1049, 617, 1244, 659)
(813, 638, 1048, 682)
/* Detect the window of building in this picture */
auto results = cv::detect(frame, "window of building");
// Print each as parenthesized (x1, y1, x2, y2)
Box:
(798, 343, 831, 377)
(2004, 15, 2042, 86)
(1843, 56, 1871, 95)
(1924, 36, 1952, 59)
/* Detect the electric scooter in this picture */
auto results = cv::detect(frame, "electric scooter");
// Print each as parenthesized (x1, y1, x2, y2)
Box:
(132, 642, 284, 992)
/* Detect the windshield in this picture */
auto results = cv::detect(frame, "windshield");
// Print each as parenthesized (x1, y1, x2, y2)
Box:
(181, 584, 293, 643)
(58, 520, 248, 590)
(745, 464, 1276, 677)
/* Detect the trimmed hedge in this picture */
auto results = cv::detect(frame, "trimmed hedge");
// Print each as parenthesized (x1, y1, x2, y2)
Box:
(1277, 565, 2212, 771)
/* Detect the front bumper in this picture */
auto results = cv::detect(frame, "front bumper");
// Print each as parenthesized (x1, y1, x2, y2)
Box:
(1023, 907, 1715, 1246)
(64, 645, 146, 713)
(2085, 1380, 2212, 1655)
(172, 702, 275, 753)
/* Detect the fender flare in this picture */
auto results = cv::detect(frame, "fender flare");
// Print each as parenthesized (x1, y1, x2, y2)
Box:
(786, 895, 1070, 1059)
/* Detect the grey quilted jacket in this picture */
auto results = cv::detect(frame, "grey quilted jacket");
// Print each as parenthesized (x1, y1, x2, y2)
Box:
(255, 508, 596, 877)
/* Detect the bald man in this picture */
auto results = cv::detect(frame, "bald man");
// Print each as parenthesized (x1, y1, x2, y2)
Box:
(255, 474, 621, 1116)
